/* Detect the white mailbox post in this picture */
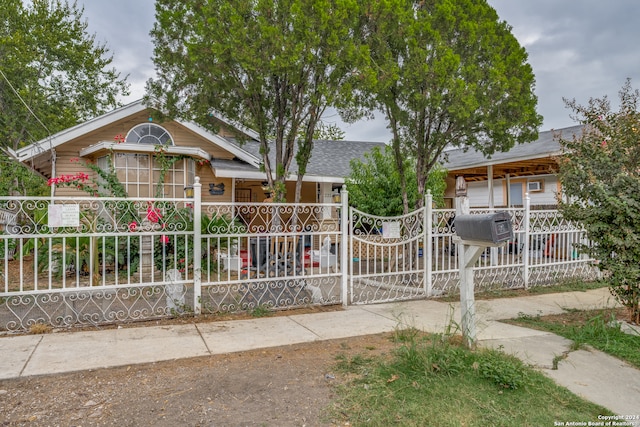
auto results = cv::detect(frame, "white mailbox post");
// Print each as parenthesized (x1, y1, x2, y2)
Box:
(454, 209, 514, 349)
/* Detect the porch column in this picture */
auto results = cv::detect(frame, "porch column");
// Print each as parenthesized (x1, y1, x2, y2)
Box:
(487, 165, 494, 209)
(320, 182, 333, 219)
(488, 165, 498, 266)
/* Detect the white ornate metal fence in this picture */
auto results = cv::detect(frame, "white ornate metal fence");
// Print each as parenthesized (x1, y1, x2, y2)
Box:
(0, 182, 597, 331)
(348, 192, 598, 305)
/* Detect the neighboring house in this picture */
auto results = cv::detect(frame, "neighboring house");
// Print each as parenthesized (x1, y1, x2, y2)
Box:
(440, 125, 583, 208)
(16, 100, 385, 204)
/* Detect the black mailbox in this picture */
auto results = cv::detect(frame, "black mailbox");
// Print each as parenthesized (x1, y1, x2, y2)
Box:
(454, 212, 513, 244)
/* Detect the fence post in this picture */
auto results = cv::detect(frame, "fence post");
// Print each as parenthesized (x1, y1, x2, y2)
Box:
(425, 191, 433, 296)
(523, 192, 530, 289)
(340, 185, 349, 307)
(193, 177, 202, 314)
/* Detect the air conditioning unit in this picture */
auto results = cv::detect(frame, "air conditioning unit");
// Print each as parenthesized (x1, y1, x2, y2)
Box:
(527, 180, 543, 192)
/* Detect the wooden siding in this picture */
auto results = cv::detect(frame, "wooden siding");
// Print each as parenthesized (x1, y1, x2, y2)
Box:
(43, 108, 323, 203)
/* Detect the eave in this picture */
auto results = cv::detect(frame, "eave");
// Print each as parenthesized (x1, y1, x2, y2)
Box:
(79, 142, 211, 161)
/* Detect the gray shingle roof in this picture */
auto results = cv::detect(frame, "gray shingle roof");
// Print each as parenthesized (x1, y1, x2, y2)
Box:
(442, 125, 584, 170)
(226, 138, 386, 179)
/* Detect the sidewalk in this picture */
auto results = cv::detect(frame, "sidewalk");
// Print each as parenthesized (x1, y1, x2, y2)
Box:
(1, 287, 639, 419)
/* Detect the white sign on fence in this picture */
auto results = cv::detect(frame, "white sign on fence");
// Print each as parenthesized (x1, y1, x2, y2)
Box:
(48, 204, 80, 227)
(382, 221, 401, 238)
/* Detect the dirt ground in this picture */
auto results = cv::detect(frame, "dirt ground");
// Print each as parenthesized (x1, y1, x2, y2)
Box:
(0, 328, 397, 427)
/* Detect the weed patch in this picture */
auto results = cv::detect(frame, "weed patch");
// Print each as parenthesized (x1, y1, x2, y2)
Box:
(328, 332, 610, 426)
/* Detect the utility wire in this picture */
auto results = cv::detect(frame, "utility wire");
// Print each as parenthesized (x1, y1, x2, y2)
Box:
(0, 68, 54, 161)
(0, 68, 52, 138)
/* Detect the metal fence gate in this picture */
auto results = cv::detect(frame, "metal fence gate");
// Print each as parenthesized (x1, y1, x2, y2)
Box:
(349, 203, 428, 305)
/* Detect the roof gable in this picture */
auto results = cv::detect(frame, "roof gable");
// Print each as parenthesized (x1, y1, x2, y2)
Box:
(16, 100, 262, 169)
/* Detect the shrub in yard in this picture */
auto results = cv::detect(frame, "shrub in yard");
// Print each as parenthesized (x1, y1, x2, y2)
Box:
(558, 80, 640, 324)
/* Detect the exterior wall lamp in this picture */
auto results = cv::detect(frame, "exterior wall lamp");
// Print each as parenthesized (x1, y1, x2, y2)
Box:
(184, 185, 195, 198)
(332, 191, 341, 204)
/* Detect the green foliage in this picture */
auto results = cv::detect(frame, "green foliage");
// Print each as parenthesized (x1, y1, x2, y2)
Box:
(388, 333, 530, 389)
(250, 305, 273, 318)
(30, 213, 141, 278)
(476, 350, 530, 390)
(329, 332, 609, 426)
(311, 122, 346, 141)
(346, 145, 446, 216)
(0, 231, 17, 259)
(0, 0, 129, 152)
(153, 207, 246, 272)
(0, 156, 48, 196)
(558, 80, 640, 324)
(148, 0, 362, 203)
(356, 0, 542, 208)
(152, 204, 194, 272)
(48, 155, 128, 198)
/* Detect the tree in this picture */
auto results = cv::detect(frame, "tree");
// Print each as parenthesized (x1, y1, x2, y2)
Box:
(0, 0, 129, 196)
(346, 145, 446, 217)
(0, 0, 129, 152)
(312, 122, 346, 141)
(558, 80, 640, 324)
(147, 0, 362, 203)
(0, 156, 48, 196)
(357, 0, 542, 212)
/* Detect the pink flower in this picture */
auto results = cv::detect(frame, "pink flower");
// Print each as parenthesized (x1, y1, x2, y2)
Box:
(128, 221, 137, 232)
(160, 235, 170, 245)
(146, 205, 162, 223)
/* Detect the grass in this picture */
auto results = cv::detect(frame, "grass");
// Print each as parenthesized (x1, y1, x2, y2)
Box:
(29, 322, 52, 334)
(327, 330, 612, 426)
(510, 308, 640, 369)
(250, 304, 273, 318)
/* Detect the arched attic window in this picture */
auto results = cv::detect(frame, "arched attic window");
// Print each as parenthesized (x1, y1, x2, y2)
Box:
(125, 123, 174, 145)
(102, 122, 194, 198)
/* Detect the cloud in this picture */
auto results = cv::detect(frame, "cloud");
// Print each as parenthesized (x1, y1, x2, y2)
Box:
(489, 0, 640, 129)
(77, 0, 640, 139)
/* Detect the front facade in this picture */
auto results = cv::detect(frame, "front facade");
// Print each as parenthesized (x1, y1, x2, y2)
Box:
(441, 125, 583, 208)
(16, 100, 385, 204)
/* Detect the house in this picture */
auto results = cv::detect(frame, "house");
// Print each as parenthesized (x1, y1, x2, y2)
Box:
(440, 125, 583, 208)
(16, 100, 385, 204)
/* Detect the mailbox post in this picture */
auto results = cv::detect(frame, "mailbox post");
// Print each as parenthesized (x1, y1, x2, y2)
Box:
(454, 211, 513, 349)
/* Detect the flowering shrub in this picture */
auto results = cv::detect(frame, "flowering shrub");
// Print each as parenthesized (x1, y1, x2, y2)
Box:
(146, 204, 162, 223)
(47, 155, 127, 198)
(47, 172, 90, 187)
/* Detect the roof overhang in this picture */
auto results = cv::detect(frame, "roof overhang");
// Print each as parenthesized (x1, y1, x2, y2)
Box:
(79, 142, 211, 161)
(180, 121, 261, 168)
(448, 155, 562, 181)
(16, 100, 148, 162)
(217, 170, 345, 184)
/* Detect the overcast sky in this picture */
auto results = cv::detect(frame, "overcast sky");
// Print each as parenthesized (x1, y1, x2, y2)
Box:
(79, 0, 640, 142)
